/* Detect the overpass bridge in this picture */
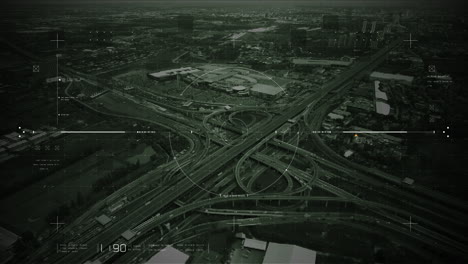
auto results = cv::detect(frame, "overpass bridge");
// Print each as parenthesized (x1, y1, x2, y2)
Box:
(53, 40, 403, 264)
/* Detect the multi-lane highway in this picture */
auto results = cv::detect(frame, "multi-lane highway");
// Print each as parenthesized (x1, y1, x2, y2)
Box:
(29, 37, 468, 264)
(46, 39, 407, 264)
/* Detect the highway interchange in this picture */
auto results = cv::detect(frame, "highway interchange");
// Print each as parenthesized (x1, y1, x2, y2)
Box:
(22, 38, 468, 264)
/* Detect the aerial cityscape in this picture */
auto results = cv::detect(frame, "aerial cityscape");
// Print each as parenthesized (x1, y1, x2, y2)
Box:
(0, 0, 467, 263)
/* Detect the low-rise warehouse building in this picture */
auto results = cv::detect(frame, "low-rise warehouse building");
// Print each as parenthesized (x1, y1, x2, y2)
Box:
(292, 58, 352, 67)
(262, 242, 317, 264)
(121, 230, 136, 241)
(95, 214, 112, 226)
(250, 83, 284, 100)
(370, 71, 414, 85)
(6, 140, 29, 152)
(147, 67, 200, 81)
(145, 246, 189, 264)
(243, 238, 267, 251)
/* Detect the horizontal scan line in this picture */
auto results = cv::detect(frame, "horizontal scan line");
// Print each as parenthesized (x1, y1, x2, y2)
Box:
(342, 131, 408, 134)
(342, 131, 436, 134)
(60, 131, 126, 134)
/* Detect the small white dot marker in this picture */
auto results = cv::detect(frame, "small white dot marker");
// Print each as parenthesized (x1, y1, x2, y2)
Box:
(447, 126, 449, 129)
(443, 131, 445, 133)
(447, 135, 449, 138)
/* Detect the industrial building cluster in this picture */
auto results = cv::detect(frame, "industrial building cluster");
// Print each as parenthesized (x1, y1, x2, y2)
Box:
(148, 65, 285, 100)
(0, 127, 62, 163)
(226, 233, 317, 264)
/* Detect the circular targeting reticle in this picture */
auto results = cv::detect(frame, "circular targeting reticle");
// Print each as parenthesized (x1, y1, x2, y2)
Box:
(168, 66, 306, 196)
(169, 129, 306, 196)
(235, 131, 307, 196)
(168, 131, 226, 196)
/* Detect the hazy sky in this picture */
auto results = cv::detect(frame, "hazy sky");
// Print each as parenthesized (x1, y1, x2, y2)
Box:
(2, 0, 464, 8)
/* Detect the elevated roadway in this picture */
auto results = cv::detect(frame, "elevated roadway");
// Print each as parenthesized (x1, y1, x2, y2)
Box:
(272, 139, 468, 228)
(50, 40, 402, 264)
(134, 193, 468, 258)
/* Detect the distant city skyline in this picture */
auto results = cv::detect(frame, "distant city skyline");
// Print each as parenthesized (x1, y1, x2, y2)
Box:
(2, 0, 464, 8)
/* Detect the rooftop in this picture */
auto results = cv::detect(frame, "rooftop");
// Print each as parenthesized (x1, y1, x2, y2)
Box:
(121, 230, 136, 241)
(403, 177, 415, 185)
(148, 67, 199, 78)
(328, 112, 344, 120)
(95, 214, 112, 226)
(4, 132, 21, 141)
(232, 85, 247, 91)
(370, 71, 414, 83)
(292, 58, 352, 67)
(29, 132, 48, 142)
(7, 140, 29, 150)
(243, 238, 267, 251)
(0, 139, 9, 147)
(144, 246, 189, 264)
(262, 242, 317, 264)
(374, 81, 388, 101)
(375, 101, 391, 115)
(251, 83, 283, 96)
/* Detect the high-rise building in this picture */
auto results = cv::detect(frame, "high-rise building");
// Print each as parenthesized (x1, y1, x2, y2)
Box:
(348, 32, 357, 48)
(361, 20, 368, 33)
(322, 15, 339, 30)
(370, 21, 377, 33)
(177, 15, 194, 33)
(393, 13, 400, 25)
(354, 32, 371, 51)
(337, 34, 348, 48)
